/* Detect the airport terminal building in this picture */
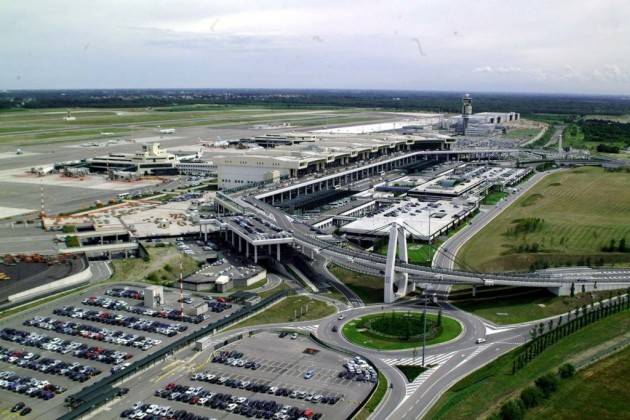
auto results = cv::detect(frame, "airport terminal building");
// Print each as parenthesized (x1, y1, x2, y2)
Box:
(88, 143, 178, 175)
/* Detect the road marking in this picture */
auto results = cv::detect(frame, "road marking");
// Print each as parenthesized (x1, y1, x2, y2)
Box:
(382, 351, 456, 367)
(453, 345, 490, 369)
(293, 324, 319, 333)
(404, 369, 437, 397)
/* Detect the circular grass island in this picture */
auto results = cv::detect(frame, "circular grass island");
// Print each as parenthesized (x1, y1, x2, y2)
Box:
(342, 311, 463, 350)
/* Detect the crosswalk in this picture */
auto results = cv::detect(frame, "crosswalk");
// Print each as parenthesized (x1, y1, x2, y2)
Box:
(405, 369, 435, 397)
(381, 351, 458, 399)
(455, 344, 490, 368)
(293, 324, 319, 333)
(382, 351, 456, 367)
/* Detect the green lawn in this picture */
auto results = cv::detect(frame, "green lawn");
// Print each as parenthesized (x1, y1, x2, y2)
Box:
(482, 191, 508, 205)
(426, 310, 630, 420)
(504, 127, 542, 140)
(327, 263, 383, 304)
(562, 123, 587, 149)
(397, 365, 428, 382)
(342, 312, 462, 350)
(0, 106, 368, 146)
(457, 167, 630, 272)
(257, 281, 292, 299)
(526, 346, 630, 419)
(374, 240, 441, 266)
(109, 245, 199, 286)
(231, 278, 267, 292)
(354, 371, 387, 420)
(228, 296, 335, 329)
(450, 286, 620, 324)
(321, 288, 349, 304)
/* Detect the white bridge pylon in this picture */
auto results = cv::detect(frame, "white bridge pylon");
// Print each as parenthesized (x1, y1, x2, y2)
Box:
(384, 222, 415, 303)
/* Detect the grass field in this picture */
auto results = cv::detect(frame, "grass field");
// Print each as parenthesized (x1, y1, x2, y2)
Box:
(563, 122, 630, 159)
(257, 281, 292, 299)
(342, 312, 462, 350)
(526, 346, 630, 419)
(397, 365, 428, 382)
(228, 296, 335, 329)
(375, 240, 439, 267)
(354, 371, 387, 420)
(426, 310, 630, 420)
(109, 245, 199, 286)
(504, 127, 542, 140)
(327, 263, 383, 304)
(481, 190, 508, 205)
(457, 167, 630, 272)
(0, 106, 371, 146)
(450, 286, 620, 324)
(322, 288, 349, 304)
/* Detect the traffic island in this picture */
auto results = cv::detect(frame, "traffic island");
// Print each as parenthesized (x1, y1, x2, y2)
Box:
(342, 311, 463, 351)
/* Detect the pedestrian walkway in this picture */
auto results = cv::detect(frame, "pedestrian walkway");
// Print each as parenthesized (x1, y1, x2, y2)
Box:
(382, 351, 456, 367)
(404, 369, 435, 397)
(293, 324, 319, 333)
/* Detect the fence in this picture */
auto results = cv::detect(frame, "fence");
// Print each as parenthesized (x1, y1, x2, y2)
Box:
(513, 293, 629, 373)
(60, 289, 291, 419)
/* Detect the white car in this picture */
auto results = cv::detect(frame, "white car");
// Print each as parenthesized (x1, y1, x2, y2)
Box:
(337, 314, 345, 320)
(475, 338, 487, 344)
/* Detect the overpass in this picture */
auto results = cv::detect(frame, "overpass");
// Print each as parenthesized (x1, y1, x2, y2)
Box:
(215, 192, 630, 298)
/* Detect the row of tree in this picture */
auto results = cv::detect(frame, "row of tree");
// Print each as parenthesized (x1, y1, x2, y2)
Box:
(513, 289, 629, 373)
(601, 238, 627, 253)
(492, 364, 575, 420)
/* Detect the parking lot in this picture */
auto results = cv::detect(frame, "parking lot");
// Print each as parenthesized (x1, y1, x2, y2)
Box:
(102, 332, 374, 419)
(0, 283, 242, 418)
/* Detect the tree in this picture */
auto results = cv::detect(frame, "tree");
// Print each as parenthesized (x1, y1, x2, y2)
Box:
(558, 363, 576, 378)
(619, 238, 627, 252)
(520, 386, 544, 408)
(437, 309, 442, 327)
(609, 239, 617, 252)
(499, 399, 525, 420)
(535, 373, 559, 397)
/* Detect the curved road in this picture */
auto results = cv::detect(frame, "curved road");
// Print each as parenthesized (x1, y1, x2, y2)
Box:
(432, 170, 550, 271)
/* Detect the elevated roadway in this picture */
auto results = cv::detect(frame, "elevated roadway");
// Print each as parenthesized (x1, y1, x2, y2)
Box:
(215, 191, 630, 295)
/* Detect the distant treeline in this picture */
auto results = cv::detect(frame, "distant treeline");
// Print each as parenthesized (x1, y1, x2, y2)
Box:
(579, 119, 630, 147)
(3, 89, 630, 116)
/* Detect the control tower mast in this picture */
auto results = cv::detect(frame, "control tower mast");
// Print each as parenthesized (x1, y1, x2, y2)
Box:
(461, 93, 473, 135)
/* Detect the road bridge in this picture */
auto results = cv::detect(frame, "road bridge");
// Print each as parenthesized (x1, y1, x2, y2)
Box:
(215, 192, 630, 298)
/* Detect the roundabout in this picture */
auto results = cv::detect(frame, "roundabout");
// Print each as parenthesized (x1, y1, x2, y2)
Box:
(341, 309, 464, 351)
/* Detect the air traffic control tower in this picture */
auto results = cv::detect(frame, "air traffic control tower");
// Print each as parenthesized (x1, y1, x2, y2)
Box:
(461, 93, 473, 135)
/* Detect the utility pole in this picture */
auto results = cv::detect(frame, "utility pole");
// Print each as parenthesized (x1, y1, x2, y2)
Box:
(40, 179, 46, 228)
(422, 291, 427, 367)
(179, 253, 184, 319)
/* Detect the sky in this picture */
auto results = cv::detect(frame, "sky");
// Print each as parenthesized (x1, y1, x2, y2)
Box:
(2, 0, 630, 94)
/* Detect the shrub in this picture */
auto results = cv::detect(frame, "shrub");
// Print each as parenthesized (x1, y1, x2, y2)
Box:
(164, 264, 173, 272)
(62, 225, 76, 233)
(520, 386, 544, 408)
(65, 235, 80, 248)
(147, 273, 158, 282)
(535, 373, 559, 397)
(558, 363, 576, 378)
(499, 399, 525, 420)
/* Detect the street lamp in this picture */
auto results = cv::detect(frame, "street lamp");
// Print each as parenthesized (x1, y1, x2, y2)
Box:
(422, 291, 427, 367)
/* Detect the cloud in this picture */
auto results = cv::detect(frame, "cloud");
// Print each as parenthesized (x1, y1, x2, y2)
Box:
(1, 0, 630, 93)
